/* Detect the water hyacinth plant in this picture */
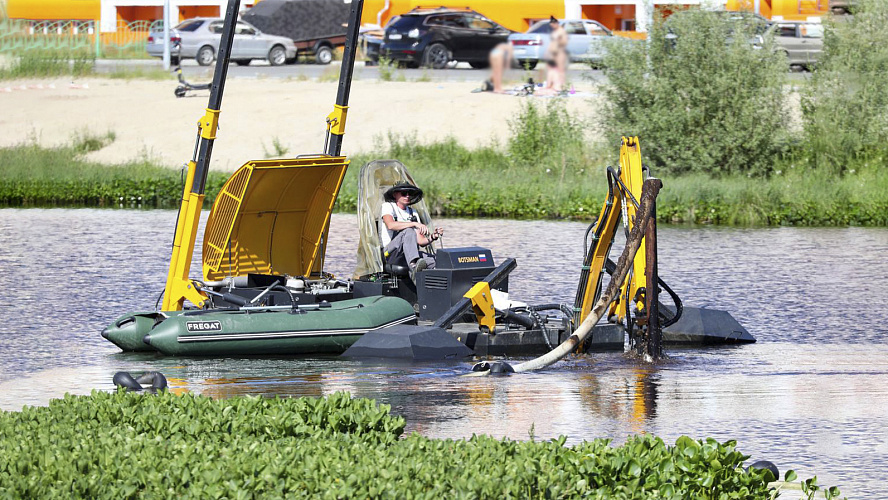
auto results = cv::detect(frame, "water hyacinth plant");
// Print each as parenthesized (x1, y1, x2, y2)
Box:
(0, 391, 841, 498)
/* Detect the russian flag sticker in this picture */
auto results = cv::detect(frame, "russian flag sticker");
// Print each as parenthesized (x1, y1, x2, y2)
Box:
(479, 253, 487, 262)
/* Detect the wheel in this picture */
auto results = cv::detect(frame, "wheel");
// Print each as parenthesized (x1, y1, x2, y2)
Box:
(234, 59, 252, 66)
(196, 46, 214, 66)
(468, 60, 489, 69)
(315, 45, 333, 65)
(422, 43, 451, 69)
(174, 86, 186, 98)
(268, 45, 287, 66)
(520, 59, 537, 70)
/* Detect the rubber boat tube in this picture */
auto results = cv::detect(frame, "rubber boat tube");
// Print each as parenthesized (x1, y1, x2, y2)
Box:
(112, 371, 168, 393)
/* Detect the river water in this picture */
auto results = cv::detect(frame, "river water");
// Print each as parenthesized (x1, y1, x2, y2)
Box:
(1, 208, 886, 498)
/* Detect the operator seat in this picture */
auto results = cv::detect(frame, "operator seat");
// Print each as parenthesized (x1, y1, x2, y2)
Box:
(378, 213, 410, 277)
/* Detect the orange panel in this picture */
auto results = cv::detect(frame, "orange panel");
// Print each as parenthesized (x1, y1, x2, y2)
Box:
(115, 6, 163, 23)
(360, 0, 563, 32)
(7, 0, 99, 20)
(582, 5, 635, 32)
(179, 5, 221, 21)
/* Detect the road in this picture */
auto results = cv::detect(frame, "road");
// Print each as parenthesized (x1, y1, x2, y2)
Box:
(94, 58, 606, 83)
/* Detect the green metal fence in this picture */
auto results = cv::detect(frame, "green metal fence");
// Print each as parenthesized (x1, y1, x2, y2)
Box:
(0, 19, 163, 58)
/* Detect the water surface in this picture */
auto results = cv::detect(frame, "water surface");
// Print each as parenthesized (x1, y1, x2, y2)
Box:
(1, 209, 886, 498)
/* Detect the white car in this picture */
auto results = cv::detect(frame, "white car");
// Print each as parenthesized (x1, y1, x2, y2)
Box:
(508, 19, 614, 69)
(147, 18, 297, 66)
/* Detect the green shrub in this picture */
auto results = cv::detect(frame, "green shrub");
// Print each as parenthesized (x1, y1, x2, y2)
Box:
(0, 390, 832, 499)
(507, 99, 586, 167)
(801, 0, 888, 174)
(601, 10, 789, 177)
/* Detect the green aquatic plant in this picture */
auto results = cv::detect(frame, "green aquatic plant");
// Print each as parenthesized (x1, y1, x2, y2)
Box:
(0, 390, 840, 499)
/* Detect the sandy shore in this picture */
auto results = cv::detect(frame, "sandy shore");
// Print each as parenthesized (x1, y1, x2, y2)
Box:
(0, 77, 602, 171)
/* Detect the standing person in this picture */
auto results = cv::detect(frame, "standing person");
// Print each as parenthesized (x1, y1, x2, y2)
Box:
(380, 182, 443, 281)
(538, 16, 569, 95)
(487, 42, 514, 93)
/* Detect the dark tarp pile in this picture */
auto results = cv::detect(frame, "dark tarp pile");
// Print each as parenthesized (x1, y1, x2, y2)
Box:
(243, 0, 349, 42)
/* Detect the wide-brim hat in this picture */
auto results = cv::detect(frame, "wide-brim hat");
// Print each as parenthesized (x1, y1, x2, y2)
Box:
(383, 182, 424, 205)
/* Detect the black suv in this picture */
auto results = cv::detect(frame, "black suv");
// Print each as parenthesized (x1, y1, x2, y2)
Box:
(381, 8, 512, 69)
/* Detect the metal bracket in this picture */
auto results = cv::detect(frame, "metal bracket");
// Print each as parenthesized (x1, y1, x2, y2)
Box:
(464, 282, 496, 333)
(198, 108, 221, 140)
(325, 104, 349, 136)
(165, 278, 208, 310)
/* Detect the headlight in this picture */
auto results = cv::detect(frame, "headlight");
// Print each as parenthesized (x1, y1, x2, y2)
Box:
(408, 28, 420, 39)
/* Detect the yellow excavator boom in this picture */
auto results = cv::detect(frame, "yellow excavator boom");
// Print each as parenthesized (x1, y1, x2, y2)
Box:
(574, 136, 649, 327)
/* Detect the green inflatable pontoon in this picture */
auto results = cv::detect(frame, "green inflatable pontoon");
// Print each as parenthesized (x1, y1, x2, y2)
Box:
(104, 296, 416, 356)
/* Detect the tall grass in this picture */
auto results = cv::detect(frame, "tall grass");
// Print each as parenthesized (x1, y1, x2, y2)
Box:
(0, 132, 227, 208)
(0, 50, 95, 80)
(2, 105, 886, 226)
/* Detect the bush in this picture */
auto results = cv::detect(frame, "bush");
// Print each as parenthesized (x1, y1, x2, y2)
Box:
(601, 10, 789, 177)
(507, 99, 586, 167)
(801, 0, 888, 174)
(0, 390, 824, 499)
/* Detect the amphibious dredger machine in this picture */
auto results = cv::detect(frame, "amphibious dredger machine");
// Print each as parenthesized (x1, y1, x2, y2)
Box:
(102, 0, 753, 358)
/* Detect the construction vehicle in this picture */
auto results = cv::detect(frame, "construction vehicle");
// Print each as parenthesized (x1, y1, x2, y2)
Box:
(102, 0, 752, 359)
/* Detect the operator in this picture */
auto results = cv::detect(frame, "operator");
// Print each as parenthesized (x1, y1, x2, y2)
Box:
(380, 182, 443, 281)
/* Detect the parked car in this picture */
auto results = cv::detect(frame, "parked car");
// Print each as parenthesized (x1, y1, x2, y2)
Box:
(773, 21, 823, 70)
(829, 0, 857, 15)
(242, 0, 350, 65)
(146, 18, 297, 66)
(664, 10, 772, 49)
(508, 19, 614, 69)
(360, 17, 398, 66)
(381, 8, 512, 69)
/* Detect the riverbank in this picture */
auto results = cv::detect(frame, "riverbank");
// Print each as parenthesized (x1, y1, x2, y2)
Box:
(0, 390, 833, 498)
(2, 138, 886, 226)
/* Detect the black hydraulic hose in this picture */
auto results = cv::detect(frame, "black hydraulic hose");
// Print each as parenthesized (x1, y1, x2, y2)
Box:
(658, 278, 683, 328)
(607, 166, 640, 210)
(602, 258, 683, 328)
(273, 284, 297, 307)
(528, 303, 574, 320)
(572, 168, 619, 325)
(526, 307, 553, 350)
(582, 217, 598, 257)
(497, 309, 536, 330)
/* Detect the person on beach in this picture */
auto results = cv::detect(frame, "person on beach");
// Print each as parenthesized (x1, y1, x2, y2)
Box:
(487, 42, 514, 93)
(380, 182, 443, 281)
(536, 16, 569, 96)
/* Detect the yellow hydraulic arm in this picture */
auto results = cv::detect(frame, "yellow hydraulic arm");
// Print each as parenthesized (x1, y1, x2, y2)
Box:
(572, 136, 648, 327)
(161, 0, 239, 311)
(162, 0, 366, 310)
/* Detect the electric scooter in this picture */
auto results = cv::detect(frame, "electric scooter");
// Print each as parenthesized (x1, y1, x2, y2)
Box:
(172, 42, 211, 98)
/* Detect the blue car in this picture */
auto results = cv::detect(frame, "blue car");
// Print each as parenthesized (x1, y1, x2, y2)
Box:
(381, 8, 512, 69)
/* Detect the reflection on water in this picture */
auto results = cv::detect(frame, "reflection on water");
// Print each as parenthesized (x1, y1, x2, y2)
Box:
(1, 209, 887, 498)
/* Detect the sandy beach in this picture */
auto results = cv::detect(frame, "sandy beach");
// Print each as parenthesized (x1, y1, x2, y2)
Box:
(0, 77, 601, 171)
